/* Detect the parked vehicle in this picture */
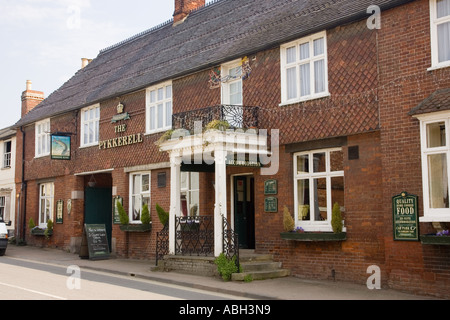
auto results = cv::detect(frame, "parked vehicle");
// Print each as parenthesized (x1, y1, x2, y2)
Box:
(0, 222, 8, 256)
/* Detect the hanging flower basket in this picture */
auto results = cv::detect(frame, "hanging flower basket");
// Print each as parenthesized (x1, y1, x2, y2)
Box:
(280, 232, 346, 242)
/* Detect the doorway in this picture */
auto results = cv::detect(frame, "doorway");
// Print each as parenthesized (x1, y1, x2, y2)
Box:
(84, 187, 113, 252)
(233, 175, 255, 249)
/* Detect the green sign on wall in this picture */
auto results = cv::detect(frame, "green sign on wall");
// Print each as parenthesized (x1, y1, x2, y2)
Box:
(392, 192, 419, 241)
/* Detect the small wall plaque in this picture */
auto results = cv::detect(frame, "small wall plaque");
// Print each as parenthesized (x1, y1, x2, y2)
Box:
(264, 179, 277, 195)
(265, 197, 278, 213)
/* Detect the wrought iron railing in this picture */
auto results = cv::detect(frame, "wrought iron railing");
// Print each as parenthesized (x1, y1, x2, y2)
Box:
(155, 214, 239, 272)
(222, 215, 240, 270)
(172, 104, 259, 133)
(155, 223, 169, 266)
(175, 216, 214, 256)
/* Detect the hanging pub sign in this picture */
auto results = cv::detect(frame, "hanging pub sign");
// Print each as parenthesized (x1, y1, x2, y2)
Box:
(51, 134, 71, 160)
(392, 192, 419, 241)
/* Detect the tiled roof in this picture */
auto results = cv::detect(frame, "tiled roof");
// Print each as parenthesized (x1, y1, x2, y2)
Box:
(14, 0, 414, 128)
(409, 88, 450, 116)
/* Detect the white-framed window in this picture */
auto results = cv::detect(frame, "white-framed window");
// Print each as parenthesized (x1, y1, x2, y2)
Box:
(80, 104, 100, 147)
(293, 148, 345, 232)
(146, 81, 172, 134)
(39, 182, 54, 228)
(181, 172, 200, 217)
(280, 31, 329, 105)
(417, 111, 450, 221)
(35, 119, 51, 158)
(3, 141, 11, 168)
(221, 59, 243, 106)
(0, 196, 5, 221)
(430, 0, 450, 69)
(129, 172, 151, 223)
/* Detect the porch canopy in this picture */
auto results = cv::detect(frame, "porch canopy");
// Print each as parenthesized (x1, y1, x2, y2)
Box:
(158, 129, 268, 257)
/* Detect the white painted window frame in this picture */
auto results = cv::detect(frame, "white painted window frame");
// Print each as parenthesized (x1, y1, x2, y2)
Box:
(280, 31, 330, 106)
(38, 182, 54, 228)
(35, 119, 51, 158)
(293, 148, 344, 232)
(417, 111, 450, 222)
(80, 104, 100, 148)
(429, 0, 450, 70)
(129, 172, 151, 224)
(145, 81, 173, 135)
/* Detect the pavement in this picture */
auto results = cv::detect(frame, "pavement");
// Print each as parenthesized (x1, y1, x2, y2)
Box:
(1, 244, 438, 300)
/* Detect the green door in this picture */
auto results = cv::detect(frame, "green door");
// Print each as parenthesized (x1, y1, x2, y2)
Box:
(85, 187, 113, 252)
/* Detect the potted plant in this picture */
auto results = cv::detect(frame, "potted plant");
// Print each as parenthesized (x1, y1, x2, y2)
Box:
(119, 201, 152, 232)
(280, 204, 346, 241)
(30, 217, 53, 237)
(156, 203, 169, 227)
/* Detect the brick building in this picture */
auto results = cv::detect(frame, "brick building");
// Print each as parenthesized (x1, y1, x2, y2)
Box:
(12, 0, 450, 298)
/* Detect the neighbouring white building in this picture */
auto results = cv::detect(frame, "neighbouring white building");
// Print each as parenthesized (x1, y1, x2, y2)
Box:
(0, 127, 16, 236)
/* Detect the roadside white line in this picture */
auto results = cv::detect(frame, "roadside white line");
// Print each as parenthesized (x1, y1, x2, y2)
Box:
(0, 282, 67, 300)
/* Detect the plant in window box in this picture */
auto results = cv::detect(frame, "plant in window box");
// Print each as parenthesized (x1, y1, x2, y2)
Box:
(421, 228, 450, 245)
(119, 201, 152, 232)
(280, 204, 346, 241)
(29, 218, 53, 237)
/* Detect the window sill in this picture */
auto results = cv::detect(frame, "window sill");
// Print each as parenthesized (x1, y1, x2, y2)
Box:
(79, 143, 99, 149)
(280, 232, 346, 242)
(279, 92, 330, 107)
(427, 61, 450, 72)
(419, 215, 450, 223)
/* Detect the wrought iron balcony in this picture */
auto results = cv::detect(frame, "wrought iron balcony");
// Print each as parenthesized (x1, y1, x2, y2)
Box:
(172, 104, 259, 133)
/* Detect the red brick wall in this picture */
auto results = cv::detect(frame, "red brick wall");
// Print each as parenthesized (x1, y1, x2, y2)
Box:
(378, 0, 450, 298)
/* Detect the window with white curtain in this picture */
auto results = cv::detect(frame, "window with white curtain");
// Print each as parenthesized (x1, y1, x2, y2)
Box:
(146, 81, 173, 134)
(129, 172, 151, 223)
(35, 119, 50, 158)
(281, 31, 329, 105)
(80, 104, 100, 147)
(417, 112, 450, 222)
(39, 183, 54, 228)
(293, 148, 345, 231)
(430, 0, 450, 69)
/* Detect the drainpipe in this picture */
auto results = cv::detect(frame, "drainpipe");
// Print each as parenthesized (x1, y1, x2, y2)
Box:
(20, 126, 27, 243)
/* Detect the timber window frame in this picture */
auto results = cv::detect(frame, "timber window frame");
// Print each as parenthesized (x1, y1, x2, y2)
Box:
(146, 81, 173, 135)
(417, 111, 450, 222)
(293, 148, 345, 232)
(35, 119, 51, 158)
(280, 31, 329, 106)
(129, 172, 151, 224)
(429, 0, 450, 70)
(38, 182, 54, 228)
(80, 104, 100, 148)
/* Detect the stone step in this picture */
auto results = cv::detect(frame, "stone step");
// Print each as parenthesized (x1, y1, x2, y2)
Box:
(231, 269, 290, 281)
(240, 261, 282, 272)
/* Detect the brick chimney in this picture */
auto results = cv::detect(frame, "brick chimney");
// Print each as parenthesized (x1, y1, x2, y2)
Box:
(173, 0, 205, 25)
(21, 80, 44, 117)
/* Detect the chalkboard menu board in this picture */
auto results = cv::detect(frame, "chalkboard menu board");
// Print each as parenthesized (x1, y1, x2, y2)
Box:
(79, 224, 110, 260)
